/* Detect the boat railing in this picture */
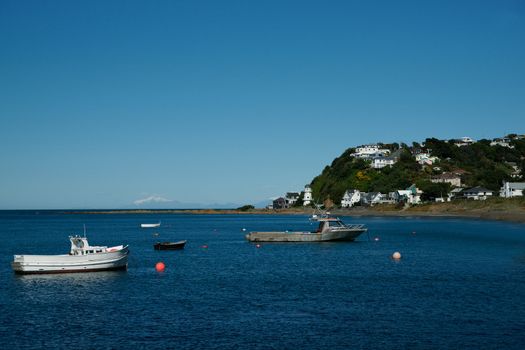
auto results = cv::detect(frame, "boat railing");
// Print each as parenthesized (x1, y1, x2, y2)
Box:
(342, 224, 366, 230)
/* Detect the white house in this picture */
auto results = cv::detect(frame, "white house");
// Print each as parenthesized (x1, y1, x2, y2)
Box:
(500, 181, 525, 198)
(285, 192, 300, 206)
(341, 190, 361, 208)
(303, 185, 313, 206)
(392, 190, 412, 204)
(371, 156, 396, 169)
(454, 136, 475, 147)
(355, 144, 380, 155)
(370, 149, 402, 169)
(415, 153, 439, 166)
(360, 192, 384, 206)
(352, 145, 390, 159)
(415, 152, 429, 161)
(392, 185, 422, 205)
(431, 173, 462, 187)
(462, 187, 493, 200)
(490, 138, 514, 148)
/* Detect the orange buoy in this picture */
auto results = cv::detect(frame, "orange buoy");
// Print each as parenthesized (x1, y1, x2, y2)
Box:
(155, 262, 166, 272)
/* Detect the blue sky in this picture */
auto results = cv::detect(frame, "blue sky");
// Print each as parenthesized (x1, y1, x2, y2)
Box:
(1, 0, 524, 209)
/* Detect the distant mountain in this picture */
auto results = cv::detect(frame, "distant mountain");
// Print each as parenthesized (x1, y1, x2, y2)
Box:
(127, 195, 267, 210)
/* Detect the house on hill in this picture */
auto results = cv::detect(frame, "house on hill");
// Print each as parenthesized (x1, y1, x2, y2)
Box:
(341, 190, 361, 208)
(360, 192, 384, 206)
(500, 181, 525, 198)
(431, 172, 462, 187)
(392, 185, 422, 205)
(371, 156, 396, 169)
(453, 137, 475, 147)
(462, 187, 493, 200)
(371, 149, 402, 169)
(415, 153, 439, 166)
(490, 137, 514, 148)
(352, 145, 390, 158)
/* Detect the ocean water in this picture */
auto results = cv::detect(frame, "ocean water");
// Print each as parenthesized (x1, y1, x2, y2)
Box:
(0, 211, 524, 349)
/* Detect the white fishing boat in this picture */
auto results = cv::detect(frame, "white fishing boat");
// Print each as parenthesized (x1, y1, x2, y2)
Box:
(12, 235, 129, 274)
(140, 222, 161, 228)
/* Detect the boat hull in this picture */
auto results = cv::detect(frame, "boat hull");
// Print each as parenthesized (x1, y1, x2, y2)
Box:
(12, 247, 129, 275)
(245, 229, 367, 242)
(141, 223, 160, 228)
(154, 241, 186, 250)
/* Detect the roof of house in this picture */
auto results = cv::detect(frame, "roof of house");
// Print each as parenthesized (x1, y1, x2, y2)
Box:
(464, 187, 493, 193)
(344, 189, 360, 195)
(396, 190, 412, 195)
(363, 192, 382, 201)
(505, 182, 525, 190)
(406, 184, 421, 194)
(452, 169, 468, 175)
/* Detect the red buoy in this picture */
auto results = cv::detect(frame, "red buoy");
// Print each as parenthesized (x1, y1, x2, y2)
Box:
(155, 262, 165, 272)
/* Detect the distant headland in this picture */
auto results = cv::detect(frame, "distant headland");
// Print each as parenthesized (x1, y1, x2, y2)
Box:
(72, 197, 525, 224)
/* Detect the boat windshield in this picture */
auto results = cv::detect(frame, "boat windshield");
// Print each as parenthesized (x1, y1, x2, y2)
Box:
(329, 220, 346, 228)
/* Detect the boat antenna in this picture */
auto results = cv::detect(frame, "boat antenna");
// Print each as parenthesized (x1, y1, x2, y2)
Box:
(83, 224, 87, 238)
(310, 200, 328, 221)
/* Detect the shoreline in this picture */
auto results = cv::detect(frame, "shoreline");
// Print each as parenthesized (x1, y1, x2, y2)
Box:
(70, 205, 525, 224)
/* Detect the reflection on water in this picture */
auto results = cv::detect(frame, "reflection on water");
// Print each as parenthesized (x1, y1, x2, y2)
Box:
(13, 271, 129, 305)
(15, 270, 127, 285)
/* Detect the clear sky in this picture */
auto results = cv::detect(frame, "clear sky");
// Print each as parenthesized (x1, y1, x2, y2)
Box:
(1, 0, 524, 209)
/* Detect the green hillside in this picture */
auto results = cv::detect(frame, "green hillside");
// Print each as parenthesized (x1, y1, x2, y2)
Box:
(310, 137, 525, 205)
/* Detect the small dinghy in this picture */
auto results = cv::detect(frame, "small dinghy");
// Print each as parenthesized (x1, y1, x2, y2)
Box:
(141, 222, 161, 228)
(154, 240, 187, 250)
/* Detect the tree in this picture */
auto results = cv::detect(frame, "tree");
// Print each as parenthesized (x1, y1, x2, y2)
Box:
(237, 205, 255, 211)
(416, 180, 450, 201)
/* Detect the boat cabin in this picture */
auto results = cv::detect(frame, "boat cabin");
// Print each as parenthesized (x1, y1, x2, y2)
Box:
(69, 236, 107, 255)
(314, 218, 348, 233)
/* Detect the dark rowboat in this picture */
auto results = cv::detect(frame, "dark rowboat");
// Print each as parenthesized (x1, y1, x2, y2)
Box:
(154, 240, 187, 250)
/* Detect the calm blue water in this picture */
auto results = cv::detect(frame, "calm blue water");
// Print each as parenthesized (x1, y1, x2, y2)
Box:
(1, 211, 524, 349)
